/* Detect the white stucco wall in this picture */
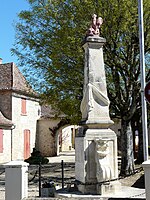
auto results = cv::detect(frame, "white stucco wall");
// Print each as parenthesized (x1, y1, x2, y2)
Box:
(11, 94, 40, 160)
(61, 126, 71, 151)
(61, 125, 77, 151)
(0, 129, 11, 163)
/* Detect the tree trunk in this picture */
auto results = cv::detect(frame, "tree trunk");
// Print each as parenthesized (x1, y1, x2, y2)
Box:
(136, 121, 144, 164)
(131, 112, 144, 164)
(120, 119, 135, 176)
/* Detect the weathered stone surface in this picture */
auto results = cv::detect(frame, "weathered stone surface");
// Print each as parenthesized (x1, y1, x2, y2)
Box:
(75, 128, 118, 193)
(75, 36, 118, 195)
(80, 37, 113, 126)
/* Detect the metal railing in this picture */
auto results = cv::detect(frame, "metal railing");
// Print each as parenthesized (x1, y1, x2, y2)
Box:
(28, 160, 75, 197)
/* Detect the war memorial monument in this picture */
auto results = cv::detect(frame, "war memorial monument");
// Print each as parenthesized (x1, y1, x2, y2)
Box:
(75, 14, 118, 195)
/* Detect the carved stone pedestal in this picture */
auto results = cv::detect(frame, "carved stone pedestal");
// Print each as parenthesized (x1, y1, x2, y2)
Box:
(75, 127, 118, 194)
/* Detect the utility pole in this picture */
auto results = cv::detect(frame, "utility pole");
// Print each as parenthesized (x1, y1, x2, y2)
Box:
(138, 0, 149, 161)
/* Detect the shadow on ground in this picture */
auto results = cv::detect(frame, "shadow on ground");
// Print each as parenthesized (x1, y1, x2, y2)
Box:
(131, 174, 145, 189)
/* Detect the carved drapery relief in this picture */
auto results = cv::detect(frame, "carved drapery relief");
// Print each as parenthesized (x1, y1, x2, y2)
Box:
(95, 139, 112, 182)
(80, 83, 110, 121)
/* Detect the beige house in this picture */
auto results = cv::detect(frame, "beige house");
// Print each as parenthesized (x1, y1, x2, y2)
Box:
(0, 61, 40, 163)
(0, 111, 14, 163)
(36, 105, 77, 157)
(0, 60, 76, 162)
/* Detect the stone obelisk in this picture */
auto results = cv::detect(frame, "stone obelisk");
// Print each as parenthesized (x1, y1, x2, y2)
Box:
(75, 14, 118, 194)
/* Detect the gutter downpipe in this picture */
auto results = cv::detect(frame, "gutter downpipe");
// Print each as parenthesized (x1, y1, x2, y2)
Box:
(11, 125, 16, 161)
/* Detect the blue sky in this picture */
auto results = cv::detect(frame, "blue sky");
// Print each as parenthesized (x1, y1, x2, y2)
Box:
(0, 0, 30, 64)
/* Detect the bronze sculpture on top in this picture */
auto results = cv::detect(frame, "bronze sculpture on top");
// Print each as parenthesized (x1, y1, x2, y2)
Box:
(75, 14, 119, 195)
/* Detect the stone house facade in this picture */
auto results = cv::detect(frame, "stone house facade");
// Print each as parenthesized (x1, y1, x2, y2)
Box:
(36, 105, 77, 157)
(0, 61, 40, 163)
(0, 111, 14, 163)
(36, 105, 61, 157)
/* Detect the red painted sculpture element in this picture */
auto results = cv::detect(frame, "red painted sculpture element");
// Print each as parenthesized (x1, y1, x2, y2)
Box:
(87, 14, 103, 37)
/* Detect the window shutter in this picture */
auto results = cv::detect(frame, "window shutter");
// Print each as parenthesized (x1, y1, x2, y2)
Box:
(24, 129, 30, 159)
(21, 98, 27, 115)
(0, 129, 3, 153)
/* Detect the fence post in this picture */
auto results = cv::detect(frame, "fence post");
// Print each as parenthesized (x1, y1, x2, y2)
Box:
(142, 160, 150, 200)
(4, 160, 29, 200)
(39, 162, 42, 197)
(61, 160, 64, 189)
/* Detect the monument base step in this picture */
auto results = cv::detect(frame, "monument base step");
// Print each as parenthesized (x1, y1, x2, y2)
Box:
(54, 185, 145, 199)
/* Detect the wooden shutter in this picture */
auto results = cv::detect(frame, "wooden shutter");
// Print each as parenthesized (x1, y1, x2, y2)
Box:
(21, 98, 27, 115)
(0, 129, 3, 153)
(24, 129, 30, 159)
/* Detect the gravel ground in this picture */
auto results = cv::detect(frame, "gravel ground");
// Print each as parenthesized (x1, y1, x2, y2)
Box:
(0, 158, 145, 200)
(0, 162, 76, 199)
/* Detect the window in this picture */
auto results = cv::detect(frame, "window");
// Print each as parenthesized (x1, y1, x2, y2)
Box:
(0, 129, 3, 153)
(21, 98, 27, 115)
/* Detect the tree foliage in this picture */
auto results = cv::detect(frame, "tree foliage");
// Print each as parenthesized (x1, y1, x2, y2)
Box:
(12, 0, 150, 174)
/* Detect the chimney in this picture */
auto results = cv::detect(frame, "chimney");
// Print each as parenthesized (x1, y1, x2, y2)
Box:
(0, 58, 2, 64)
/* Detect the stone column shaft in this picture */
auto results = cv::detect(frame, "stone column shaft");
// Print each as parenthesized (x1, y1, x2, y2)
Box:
(80, 37, 113, 127)
(75, 36, 118, 195)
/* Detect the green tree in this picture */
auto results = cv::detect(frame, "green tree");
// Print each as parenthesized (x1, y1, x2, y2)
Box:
(102, 0, 150, 175)
(12, 0, 150, 175)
